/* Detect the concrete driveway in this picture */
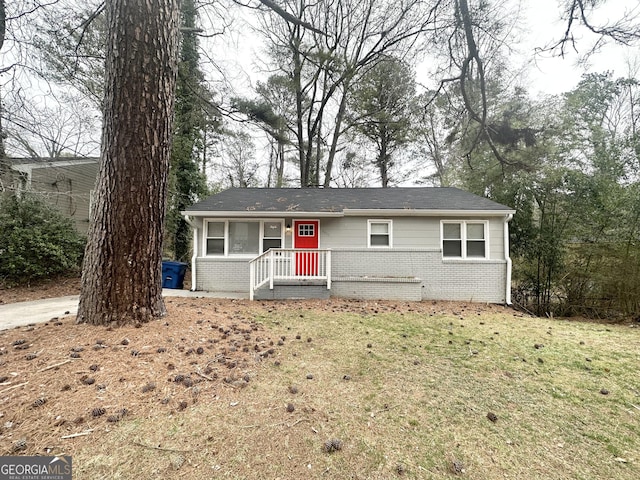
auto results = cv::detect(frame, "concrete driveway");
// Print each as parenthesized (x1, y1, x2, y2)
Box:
(0, 289, 248, 330)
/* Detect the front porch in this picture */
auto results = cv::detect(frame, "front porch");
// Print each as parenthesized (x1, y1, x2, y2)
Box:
(249, 249, 331, 300)
(248, 248, 423, 301)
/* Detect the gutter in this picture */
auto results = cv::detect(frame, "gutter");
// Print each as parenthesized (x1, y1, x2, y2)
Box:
(183, 208, 516, 218)
(183, 210, 343, 218)
(344, 208, 516, 217)
(182, 214, 199, 292)
(504, 213, 513, 304)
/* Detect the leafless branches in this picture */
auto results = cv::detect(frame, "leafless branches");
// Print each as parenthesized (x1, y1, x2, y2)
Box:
(253, 0, 440, 186)
(544, 0, 640, 58)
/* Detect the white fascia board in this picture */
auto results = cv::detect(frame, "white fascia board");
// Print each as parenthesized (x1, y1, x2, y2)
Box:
(343, 208, 516, 216)
(182, 210, 344, 218)
(11, 158, 98, 172)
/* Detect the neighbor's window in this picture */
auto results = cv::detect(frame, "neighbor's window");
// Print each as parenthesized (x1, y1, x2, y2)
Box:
(206, 221, 225, 255)
(263, 221, 283, 252)
(442, 221, 487, 259)
(368, 220, 392, 247)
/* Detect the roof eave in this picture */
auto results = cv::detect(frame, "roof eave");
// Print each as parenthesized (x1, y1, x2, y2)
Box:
(182, 210, 344, 217)
(10, 158, 99, 172)
(182, 208, 516, 217)
(342, 208, 516, 216)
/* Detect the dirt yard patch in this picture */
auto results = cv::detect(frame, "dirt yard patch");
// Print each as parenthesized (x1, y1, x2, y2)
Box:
(0, 276, 82, 304)
(0, 271, 193, 304)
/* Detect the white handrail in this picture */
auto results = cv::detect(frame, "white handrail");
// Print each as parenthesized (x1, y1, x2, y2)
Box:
(249, 248, 331, 300)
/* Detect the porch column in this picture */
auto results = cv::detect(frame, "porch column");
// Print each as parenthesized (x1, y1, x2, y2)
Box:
(326, 249, 331, 290)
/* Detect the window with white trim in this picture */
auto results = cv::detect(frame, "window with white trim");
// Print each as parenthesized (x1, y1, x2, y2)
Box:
(442, 221, 487, 259)
(229, 221, 260, 254)
(206, 221, 225, 255)
(368, 220, 392, 248)
(204, 220, 284, 256)
(263, 221, 283, 252)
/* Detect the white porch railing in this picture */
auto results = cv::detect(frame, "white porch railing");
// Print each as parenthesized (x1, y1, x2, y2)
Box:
(249, 248, 332, 300)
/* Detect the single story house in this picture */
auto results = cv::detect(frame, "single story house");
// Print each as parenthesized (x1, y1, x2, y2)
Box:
(183, 187, 515, 303)
(2, 157, 99, 234)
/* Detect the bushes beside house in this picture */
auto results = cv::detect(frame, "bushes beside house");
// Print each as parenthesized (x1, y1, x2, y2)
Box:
(0, 193, 85, 284)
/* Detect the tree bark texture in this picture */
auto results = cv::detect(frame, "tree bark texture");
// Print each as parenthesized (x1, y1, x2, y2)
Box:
(77, 0, 180, 325)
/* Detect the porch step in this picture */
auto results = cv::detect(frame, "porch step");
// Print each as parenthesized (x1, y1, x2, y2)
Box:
(253, 279, 330, 300)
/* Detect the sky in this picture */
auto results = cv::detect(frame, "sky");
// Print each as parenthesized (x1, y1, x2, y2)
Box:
(226, 0, 639, 98)
(517, 0, 638, 95)
(2, 0, 638, 160)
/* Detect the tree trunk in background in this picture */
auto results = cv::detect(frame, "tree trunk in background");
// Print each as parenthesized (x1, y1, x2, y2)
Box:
(0, 0, 6, 170)
(77, 0, 180, 326)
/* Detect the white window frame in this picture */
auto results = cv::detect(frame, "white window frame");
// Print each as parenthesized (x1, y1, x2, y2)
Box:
(262, 220, 284, 253)
(368, 219, 393, 248)
(441, 220, 489, 259)
(204, 220, 227, 256)
(203, 219, 285, 256)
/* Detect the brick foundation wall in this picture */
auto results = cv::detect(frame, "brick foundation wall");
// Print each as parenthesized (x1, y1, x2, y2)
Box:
(195, 258, 248, 292)
(331, 249, 507, 303)
(331, 277, 422, 301)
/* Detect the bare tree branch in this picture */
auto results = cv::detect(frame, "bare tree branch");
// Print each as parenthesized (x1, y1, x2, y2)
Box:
(75, 2, 105, 57)
(543, 0, 640, 57)
(257, 0, 326, 36)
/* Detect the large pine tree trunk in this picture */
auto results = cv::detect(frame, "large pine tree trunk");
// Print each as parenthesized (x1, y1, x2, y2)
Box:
(77, 0, 180, 326)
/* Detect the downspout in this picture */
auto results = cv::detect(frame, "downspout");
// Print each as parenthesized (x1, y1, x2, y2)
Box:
(183, 214, 199, 292)
(504, 213, 513, 305)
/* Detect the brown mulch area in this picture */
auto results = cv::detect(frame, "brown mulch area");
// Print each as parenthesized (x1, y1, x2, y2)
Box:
(0, 272, 193, 305)
(0, 276, 82, 304)
(0, 297, 282, 456)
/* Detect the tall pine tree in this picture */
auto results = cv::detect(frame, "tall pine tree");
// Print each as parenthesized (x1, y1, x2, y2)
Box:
(78, 0, 180, 325)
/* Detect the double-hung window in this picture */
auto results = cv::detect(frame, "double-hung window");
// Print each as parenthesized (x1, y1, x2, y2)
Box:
(206, 221, 225, 255)
(205, 220, 284, 256)
(368, 220, 392, 248)
(262, 221, 283, 252)
(442, 221, 487, 259)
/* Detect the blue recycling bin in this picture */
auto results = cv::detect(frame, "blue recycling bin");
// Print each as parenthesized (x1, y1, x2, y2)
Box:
(162, 261, 188, 289)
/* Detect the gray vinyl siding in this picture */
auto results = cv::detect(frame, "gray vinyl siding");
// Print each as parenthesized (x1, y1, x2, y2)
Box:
(321, 216, 505, 260)
(321, 217, 437, 249)
(190, 216, 204, 262)
(318, 218, 363, 248)
(28, 162, 99, 234)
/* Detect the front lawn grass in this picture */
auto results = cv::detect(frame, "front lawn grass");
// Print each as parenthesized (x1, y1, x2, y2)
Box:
(72, 302, 640, 479)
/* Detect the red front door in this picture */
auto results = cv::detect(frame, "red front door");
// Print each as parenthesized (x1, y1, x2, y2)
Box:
(294, 220, 319, 275)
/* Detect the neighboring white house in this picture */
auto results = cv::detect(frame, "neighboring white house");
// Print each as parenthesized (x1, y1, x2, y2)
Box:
(2, 157, 99, 234)
(183, 187, 516, 303)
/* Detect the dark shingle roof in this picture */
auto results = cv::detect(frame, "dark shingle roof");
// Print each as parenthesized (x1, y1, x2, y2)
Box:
(185, 187, 514, 215)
